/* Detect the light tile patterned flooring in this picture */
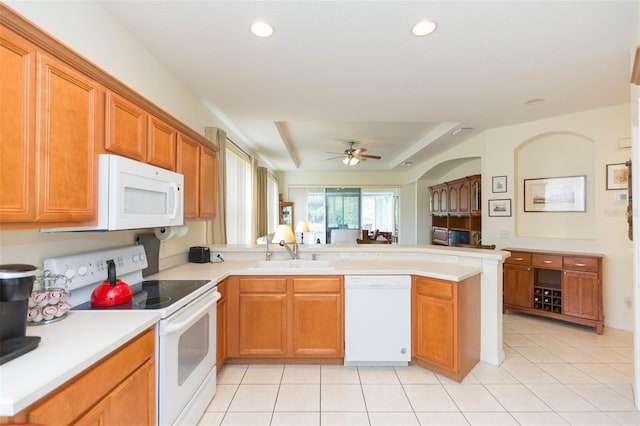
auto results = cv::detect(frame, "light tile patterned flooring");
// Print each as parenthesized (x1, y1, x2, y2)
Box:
(198, 313, 639, 425)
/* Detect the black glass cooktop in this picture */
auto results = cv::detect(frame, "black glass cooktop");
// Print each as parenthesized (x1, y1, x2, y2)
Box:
(73, 279, 211, 311)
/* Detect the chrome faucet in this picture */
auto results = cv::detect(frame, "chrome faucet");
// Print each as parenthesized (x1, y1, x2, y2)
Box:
(262, 233, 274, 261)
(278, 240, 299, 259)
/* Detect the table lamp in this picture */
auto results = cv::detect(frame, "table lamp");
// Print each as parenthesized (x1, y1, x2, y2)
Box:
(272, 224, 296, 244)
(295, 221, 310, 244)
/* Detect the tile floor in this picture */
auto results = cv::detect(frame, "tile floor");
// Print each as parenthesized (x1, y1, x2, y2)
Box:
(198, 313, 639, 425)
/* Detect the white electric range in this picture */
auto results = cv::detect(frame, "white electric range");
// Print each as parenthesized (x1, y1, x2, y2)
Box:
(43, 245, 220, 426)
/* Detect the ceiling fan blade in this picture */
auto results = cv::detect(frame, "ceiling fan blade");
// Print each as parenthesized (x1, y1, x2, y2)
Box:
(357, 154, 382, 160)
(326, 151, 345, 155)
(353, 147, 367, 155)
(325, 156, 344, 160)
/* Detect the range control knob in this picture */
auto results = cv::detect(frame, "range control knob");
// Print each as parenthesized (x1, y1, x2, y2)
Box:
(132, 254, 140, 263)
(77, 266, 88, 276)
(64, 268, 75, 280)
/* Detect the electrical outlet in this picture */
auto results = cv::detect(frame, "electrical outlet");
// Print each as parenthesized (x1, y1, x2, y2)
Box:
(446, 255, 459, 263)
(625, 296, 632, 309)
(340, 252, 351, 259)
(499, 230, 509, 239)
(357, 252, 369, 259)
(373, 252, 383, 258)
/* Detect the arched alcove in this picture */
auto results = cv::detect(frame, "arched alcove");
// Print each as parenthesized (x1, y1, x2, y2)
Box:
(515, 131, 595, 239)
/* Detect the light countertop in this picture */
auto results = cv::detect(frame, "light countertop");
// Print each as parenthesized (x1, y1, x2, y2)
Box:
(0, 311, 159, 416)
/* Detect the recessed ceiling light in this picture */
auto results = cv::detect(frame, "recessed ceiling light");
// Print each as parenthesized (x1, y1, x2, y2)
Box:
(250, 22, 274, 38)
(411, 20, 437, 37)
(401, 161, 413, 167)
(525, 98, 545, 105)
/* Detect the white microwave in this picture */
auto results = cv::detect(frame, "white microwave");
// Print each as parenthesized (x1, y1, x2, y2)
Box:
(43, 154, 184, 232)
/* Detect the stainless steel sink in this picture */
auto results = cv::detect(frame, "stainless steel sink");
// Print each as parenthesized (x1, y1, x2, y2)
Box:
(249, 259, 334, 270)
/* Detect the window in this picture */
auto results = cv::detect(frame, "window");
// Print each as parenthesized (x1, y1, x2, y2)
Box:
(225, 141, 252, 244)
(288, 187, 398, 243)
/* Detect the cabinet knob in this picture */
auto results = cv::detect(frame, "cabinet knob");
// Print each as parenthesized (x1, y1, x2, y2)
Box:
(513, 257, 524, 261)
(543, 260, 553, 264)
(574, 263, 587, 267)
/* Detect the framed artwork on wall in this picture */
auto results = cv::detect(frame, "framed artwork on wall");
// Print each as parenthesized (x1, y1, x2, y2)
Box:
(524, 175, 586, 212)
(606, 163, 628, 190)
(492, 176, 507, 193)
(488, 199, 511, 217)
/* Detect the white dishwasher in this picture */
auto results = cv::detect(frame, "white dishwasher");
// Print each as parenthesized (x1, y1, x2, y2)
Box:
(344, 275, 411, 366)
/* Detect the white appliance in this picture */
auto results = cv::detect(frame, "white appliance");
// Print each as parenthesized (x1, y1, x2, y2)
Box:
(43, 246, 219, 426)
(42, 154, 184, 232)
(344, 275, 411, 366)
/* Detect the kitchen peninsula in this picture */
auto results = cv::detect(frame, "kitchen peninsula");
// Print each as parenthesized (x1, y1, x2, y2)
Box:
(156, 244, 508, 369)
(0, 244, 507, 420)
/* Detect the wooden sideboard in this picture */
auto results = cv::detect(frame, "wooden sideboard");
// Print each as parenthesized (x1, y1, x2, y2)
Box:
(502, 248, 604, 333)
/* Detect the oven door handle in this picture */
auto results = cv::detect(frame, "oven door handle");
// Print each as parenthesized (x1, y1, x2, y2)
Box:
(161, 291, 221, 335)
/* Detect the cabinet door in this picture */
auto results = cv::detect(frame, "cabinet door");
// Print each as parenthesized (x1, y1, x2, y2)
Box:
(563, 271, 599, 320)
(108, 359, 155, 426)
(432, 227, 448, 245)
(36, 52, 101, 223)
(147, 115, 176, 170)
(458, 180, 470, 214)
(176, 133, 200, 219)
(0, 28, 36, 223)
(431, 188, 440, 212)
(438, 187, 448, 214)
(469, 177, 481, 215)
(290, 277, 343, 357)
(104, 91, 146, 161)
(238, 278, 288, 356)
(415, 293, 454, 369)
(503, 265, 532, 309)
(448, 186, 458, 213)
(199, 146, 217, 219)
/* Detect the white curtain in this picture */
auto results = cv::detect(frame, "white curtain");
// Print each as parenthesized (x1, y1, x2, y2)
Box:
(205, 127, 227, 244)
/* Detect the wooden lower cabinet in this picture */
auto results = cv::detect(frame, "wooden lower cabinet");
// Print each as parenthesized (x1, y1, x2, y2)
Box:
(503, 264, 532, 310)
(2, 328, 155, 426)
(412, 275, 480, 382)
(291, 277, 343, 357)
(502, 248, 604, 333)
(225, 275, 343, 361)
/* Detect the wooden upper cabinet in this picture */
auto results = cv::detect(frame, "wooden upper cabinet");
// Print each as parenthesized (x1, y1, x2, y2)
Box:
(147, 115, 176, 171)
(36, 52, 102, 224)
(0, 27, 36, 223)
(104, 91, 147, 161)
(199, 145, 217, 219)
(176, 133, 201, 219)
(448, 179, 470, 216)
(177, 133, 217, 220)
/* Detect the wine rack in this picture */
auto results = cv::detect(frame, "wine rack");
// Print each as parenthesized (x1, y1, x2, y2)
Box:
(533, 286, 562, 314)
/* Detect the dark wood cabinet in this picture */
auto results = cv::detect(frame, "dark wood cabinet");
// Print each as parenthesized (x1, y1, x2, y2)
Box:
(428, 175, 481, 246)
(502, 248, 604, 333)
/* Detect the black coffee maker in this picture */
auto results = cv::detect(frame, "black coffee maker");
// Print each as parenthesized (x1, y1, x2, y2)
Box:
(0, 264, 41, 365)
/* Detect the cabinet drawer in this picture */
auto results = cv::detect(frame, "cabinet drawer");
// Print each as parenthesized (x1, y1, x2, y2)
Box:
(293, 277, 342, 293)
(416, 278, 453, 299)
(239, 278, 287, 293)
(532, 254, 562, 269)
(505, 251, 531, 265)
(563, 256, 598, 272)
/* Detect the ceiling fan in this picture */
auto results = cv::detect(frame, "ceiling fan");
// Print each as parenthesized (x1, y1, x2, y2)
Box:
(326, 142, 382, 166)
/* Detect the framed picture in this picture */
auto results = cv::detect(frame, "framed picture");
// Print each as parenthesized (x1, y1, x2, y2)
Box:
(492, 176, 507, 193)
(524, 175, 586, 212)
(606, 163, 628, 190)
(488, 199, 512, 217)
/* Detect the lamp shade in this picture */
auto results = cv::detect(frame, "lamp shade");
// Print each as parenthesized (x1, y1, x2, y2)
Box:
(272, 224, 296, 243)
(295, 221, 310, 233)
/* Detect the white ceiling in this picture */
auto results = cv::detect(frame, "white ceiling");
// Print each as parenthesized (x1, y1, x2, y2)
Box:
(100, 0, 637, 172)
